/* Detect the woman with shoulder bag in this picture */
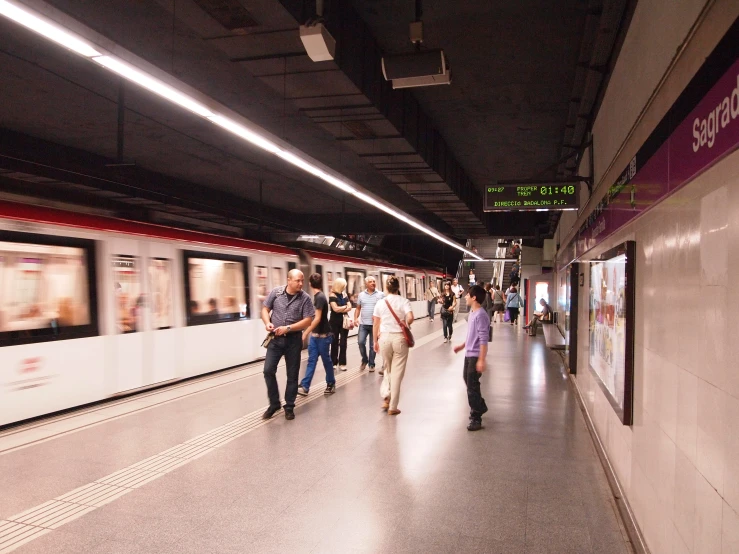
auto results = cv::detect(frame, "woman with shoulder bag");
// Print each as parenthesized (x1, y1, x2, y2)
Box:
(492, 285, 505, 323)
(439, 281, 456, 343)
(373, 276, 414, 415)
(329, 278, 352, 370)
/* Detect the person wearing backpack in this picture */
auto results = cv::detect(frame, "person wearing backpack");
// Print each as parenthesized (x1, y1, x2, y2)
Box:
(506, 285, 523, 326)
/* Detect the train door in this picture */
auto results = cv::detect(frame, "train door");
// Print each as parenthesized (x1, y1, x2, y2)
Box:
(146, 241, 178, 386)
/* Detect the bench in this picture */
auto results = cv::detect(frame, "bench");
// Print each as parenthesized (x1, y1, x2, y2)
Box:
(542, 324, 566, 350)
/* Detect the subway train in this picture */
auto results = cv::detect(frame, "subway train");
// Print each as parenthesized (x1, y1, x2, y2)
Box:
(0, 200, 445, 428)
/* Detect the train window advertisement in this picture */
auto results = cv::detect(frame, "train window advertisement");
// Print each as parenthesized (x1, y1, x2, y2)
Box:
(113, 256, 142, 333)
(326, 271, 333, 293)
(0, 232, 98, 346)
(345, 268, 365, 304)
(271, 267, 284, 290)
(184, 251, 249, 325)
(405, 275, 416, 300)
(149, 258, 172, 330)
(255, 266, 269, 304)
(416, 277, 423, 300)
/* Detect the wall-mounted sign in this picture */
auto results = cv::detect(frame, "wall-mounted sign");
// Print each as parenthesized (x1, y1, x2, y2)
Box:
(483, 184, 578, 212)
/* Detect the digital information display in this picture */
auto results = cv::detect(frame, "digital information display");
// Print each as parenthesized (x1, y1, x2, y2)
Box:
(483, 184, 578, 212)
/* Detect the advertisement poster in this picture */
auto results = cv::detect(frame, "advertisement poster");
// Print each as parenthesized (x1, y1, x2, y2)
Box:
(588, 242, 634, 423)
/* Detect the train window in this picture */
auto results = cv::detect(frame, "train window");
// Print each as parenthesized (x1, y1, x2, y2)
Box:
(314, 264, 323, 277)
(326, 271, 333, 293)
(112, 256, 142, 333)
(287, 261, 297, 272)
(0, 232, 98, 346)
(345, 268, 366, 304)
(255, 265, 269, 304)
(184, 251, 249, 325)
(405, 275, 416, 300)
(271, 267, 284, 289)
(380, 272, 394, 293)
(149, 258, 172, 330)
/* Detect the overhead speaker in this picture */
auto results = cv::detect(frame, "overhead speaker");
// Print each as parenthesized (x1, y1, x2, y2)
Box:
(299, 23, 336, 62)
(381, 49, 451, 89)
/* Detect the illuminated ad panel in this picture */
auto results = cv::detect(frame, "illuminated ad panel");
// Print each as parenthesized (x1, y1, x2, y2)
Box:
(483, 184, 578, 212)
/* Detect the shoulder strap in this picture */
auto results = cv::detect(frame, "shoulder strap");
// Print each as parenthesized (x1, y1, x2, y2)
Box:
(385, 298, 403, 327)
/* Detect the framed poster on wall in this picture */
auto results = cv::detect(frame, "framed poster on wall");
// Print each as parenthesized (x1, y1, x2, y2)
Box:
(588, 242, 635, 425)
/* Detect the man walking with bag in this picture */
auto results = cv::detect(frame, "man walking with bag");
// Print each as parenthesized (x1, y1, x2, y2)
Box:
(261, 269, 315, 420)
(453, 285, 490, 431)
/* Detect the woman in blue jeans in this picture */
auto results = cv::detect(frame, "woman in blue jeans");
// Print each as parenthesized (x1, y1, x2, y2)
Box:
(440, 281, 457, 343)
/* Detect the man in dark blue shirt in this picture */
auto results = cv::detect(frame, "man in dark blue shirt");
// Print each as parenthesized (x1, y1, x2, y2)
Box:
(297, 273, 336, 396)
(261, 269, 315, 420)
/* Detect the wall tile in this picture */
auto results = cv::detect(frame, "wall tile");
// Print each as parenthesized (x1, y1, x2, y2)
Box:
(722, 395, 739, 513)
(660, 358, 678, 442)
(676, 367, 699, 466)
(700, 186, 728, 286)
(699, 285, 728, 390)
(694, 470, 723, 554)
(696, 380, 725, 495)
(657, 431, 677, 510)
(673, 524, 691, 554)
(674, 448, 697, 552)
(723, 501, 739, 554)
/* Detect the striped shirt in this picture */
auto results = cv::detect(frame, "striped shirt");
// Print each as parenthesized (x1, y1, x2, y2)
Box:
(263, 286, 315, 328)
(356, 289, 384, 325)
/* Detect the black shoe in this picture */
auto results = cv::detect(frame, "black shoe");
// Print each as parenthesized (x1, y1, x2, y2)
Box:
(262, 405, 280, 419)
(467, 420, 482, 431)
(284, 409, 295, 420)
(324, 384, 336, 395)
(360, 362, 367, 371)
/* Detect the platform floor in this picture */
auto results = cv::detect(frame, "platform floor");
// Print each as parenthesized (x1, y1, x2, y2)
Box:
(0, 319, 633, 554)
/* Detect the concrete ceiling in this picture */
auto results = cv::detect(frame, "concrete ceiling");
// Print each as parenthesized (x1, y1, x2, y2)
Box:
(0, 0, 631, 265)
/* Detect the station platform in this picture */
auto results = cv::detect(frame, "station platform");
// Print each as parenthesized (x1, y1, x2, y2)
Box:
(0, 319, 633, 554)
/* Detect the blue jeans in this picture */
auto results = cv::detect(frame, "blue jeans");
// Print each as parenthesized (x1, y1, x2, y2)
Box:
(357, 324, 376, 367)
(427, 300, 436, 319)
(263, 333, 302, 410)
(300, 335, 335, 391)
(442, 313, 454, 339)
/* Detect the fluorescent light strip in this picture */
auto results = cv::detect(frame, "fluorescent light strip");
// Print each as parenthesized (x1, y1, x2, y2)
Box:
(0, 0, 100, 57)
(0, 0, 482, 261)
(93, 56, 214, 118)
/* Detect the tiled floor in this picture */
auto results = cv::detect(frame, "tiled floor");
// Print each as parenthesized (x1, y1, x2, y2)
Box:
(3, 319, 633, 553)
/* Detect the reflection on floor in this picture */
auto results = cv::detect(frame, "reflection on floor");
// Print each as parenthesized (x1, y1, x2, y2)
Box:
(0, 319, 633, 554)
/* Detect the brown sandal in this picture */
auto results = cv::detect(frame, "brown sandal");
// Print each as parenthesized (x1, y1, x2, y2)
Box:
(381, 399, 390, 410)
(388, 409, 401, 415)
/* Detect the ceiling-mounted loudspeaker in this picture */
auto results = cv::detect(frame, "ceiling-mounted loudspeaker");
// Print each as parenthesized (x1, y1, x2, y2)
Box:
(300, 23, 336, 62)
(381, 49, 451, 89)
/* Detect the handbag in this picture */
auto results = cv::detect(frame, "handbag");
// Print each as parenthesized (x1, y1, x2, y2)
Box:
(385, 299, 415, 347)
(380, 370, 390, 399)
(504, 310, 510, 322)
(342, 313, 354, 330)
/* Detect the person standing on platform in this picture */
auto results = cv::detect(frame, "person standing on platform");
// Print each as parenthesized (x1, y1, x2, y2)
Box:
(451, 278, 464, 322)
(329, 278, 352, 371)
(261, 269, 315, 421)
(373, 276, 414, 415)
(425, 281, 440, 322)
(440, 281, 457, 343)
(453, 285, 489, 431)
(297, 273, 336, 397)
(354, 276, 383, 372)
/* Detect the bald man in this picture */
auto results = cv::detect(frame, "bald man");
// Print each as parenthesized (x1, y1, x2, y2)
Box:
(261, 269, 315, 420)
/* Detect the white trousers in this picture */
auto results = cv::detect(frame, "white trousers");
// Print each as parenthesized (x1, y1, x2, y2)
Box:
(379, 332, 409, 411)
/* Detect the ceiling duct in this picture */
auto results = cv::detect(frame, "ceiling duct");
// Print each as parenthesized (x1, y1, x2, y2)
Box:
(192, 0, 259, 32)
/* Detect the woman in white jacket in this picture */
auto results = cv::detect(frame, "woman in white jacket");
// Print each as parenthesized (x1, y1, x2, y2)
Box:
(373, 276, 414, 415)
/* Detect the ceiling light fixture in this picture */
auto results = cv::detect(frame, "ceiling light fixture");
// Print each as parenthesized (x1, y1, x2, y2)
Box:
(0, 0, 481, 260)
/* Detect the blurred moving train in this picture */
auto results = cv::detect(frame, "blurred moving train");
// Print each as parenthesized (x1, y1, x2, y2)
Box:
(0, 201, 445, 428)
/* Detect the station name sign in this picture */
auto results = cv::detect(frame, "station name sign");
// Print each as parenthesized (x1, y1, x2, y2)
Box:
(483, 184, 578, 212)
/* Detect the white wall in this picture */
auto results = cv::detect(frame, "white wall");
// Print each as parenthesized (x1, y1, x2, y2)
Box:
(553, 1, 739, 552)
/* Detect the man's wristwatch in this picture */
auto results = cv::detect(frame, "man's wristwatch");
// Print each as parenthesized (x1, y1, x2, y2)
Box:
(286, 325, 292, 333)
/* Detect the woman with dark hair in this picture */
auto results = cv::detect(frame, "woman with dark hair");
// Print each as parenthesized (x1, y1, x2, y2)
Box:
(505, 285, 523, 326)
(440, 281, 456, 343)
(329, 278, 352, 370)
(372, 276, 414, 415)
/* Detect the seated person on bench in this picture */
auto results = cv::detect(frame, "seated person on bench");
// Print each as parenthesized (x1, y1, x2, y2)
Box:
(523, 299, 552, 330)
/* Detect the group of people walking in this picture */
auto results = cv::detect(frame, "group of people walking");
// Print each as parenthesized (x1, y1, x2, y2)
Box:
(258, 269, 495, 431)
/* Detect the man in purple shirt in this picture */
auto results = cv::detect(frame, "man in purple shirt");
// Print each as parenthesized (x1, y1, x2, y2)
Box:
(453, 285, 490, 431)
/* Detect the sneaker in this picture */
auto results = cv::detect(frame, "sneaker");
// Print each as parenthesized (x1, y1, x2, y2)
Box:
(284, 409, 295, 420)
(324, 384, 336, 395)
(340, 365, 347, 371)
(368, 365, 375, 372)
(467, 419, 482, 431)
(360, 362, 367, 371)
(262, 405, 280, 419)
(297, 386, 309, 396)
